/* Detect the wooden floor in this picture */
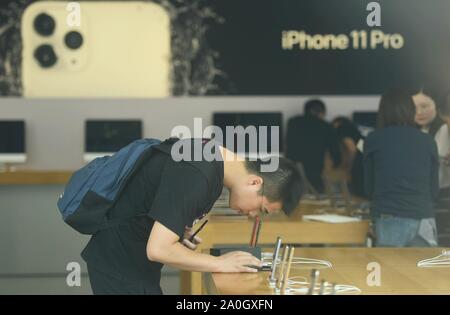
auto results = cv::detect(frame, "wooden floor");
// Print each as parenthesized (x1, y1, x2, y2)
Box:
(204, 248, 450, 295)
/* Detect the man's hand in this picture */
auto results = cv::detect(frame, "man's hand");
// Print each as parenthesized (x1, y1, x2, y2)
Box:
(147, 222, 261, 273)
(182, 227, 202, 250)
(214, 251, 262, 273)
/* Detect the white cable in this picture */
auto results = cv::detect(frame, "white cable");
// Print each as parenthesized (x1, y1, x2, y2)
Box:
(290, 257, 333, 268)
(262, 252, 332, 269)
(417, 249, 450, 268)
(263, 253, 358, 295)
(283, 277, 361, 295)
(286, 276, 309, 286)
(285, 284, 361, 295)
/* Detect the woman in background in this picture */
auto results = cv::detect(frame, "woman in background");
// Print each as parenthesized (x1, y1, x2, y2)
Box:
(435, 94, 450, 195)
(412, 87, 450, 183)
(364, 89, 440, 247)
(412, 86, 450, 241)
(411, 86, 444, 137)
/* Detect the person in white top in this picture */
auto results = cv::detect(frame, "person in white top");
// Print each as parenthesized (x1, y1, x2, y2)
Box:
(412, 88, 448, 189)
(410, 87, 447, 246)
(436, 95, 450, 190)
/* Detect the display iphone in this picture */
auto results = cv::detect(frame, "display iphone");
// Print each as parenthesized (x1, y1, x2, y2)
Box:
(21, 1, 171, 98)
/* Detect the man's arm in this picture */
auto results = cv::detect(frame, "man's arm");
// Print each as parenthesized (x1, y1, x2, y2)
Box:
(146, 221, 261, 273)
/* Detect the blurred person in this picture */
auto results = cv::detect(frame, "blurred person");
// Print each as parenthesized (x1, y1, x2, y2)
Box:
(332, 117, 365, 198)
(411, 85, 450, 195)
(435, 93, 450, 195)
(286, 99, 341, 193)
(364, 89, 439, 247)
(411, 85, 444, 136)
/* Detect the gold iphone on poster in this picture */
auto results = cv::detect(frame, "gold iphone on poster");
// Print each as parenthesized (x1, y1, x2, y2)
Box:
(21, 1, 171, 98)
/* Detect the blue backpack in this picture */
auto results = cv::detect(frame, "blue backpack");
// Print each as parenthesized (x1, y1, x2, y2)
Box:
(57, 138, 162, 235)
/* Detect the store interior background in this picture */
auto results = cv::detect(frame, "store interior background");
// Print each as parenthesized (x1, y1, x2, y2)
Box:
(1, 0, 449, 294)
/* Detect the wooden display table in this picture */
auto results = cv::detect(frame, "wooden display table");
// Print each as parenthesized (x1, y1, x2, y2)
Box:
(204, 248, 450, 295)
(0, 171, 73, 185)
(181, 202, 370, 294)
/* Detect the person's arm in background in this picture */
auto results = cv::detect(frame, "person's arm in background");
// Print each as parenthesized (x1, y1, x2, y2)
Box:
(146, 221, 261, 273)
(343, 138, 358, 158)
(339, 137, 357, 173)
(445, 149, 450, 165)
(363, 138, 374, 199)
(434, 123, 450, 165)
(326, 126, 342, 168)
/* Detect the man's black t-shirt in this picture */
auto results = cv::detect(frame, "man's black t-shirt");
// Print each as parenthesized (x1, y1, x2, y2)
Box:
(81, 139, 224, 290)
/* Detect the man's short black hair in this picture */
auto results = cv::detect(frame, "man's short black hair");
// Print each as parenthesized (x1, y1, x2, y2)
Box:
(245, 157, 304, 216)
(304, 99, 326, 117)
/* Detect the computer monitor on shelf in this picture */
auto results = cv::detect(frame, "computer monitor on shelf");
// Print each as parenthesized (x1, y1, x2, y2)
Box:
(0, 120, 26, 164)
(212, 112, 283, 157)
(84, 120, 142, 162)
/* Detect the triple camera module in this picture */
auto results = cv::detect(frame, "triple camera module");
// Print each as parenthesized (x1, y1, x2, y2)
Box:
(33, 13, 84, 68)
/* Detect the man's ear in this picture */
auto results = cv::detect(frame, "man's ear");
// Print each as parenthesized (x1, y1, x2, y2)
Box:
(247, 175, 263, 187)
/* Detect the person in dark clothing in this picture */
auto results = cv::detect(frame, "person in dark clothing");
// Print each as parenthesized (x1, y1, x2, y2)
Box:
(333, 117, 363, 145)
(332, 117, 365, 198)
(81, 138, 304, 294)
(364, 89, 440, 247)
(286, 99, 341, 193)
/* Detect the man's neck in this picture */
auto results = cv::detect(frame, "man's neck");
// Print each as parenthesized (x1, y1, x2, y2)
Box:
(219, 146, 247, 190)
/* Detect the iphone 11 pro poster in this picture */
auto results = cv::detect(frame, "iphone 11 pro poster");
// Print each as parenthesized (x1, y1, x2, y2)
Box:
(21, 1, 171, 98)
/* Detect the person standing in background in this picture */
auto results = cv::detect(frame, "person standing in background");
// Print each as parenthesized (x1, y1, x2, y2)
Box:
(411, 86, 444, 137)
(364, 89, 440, 247)
(286, 99, 341, 193)
(435, 94, 450, 196)
(411, 86, 450, 241)
(434, 97, 450, 246)
(332, 117, 365, 198)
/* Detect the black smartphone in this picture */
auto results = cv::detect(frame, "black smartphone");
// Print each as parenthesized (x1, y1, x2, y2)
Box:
(189, 219, 208, 242)
(244, 264, 272, 271)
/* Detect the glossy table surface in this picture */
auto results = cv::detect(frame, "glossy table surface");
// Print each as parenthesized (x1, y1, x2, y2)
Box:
(0, 170, 73, 185)
(204, 248, 450, 295)
(182, 202, 371, 295)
